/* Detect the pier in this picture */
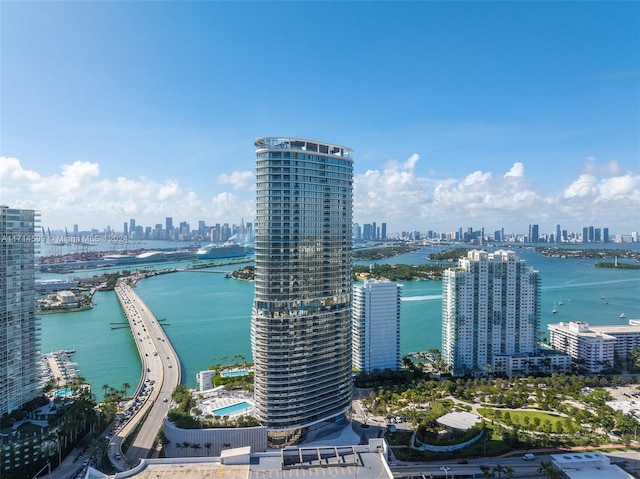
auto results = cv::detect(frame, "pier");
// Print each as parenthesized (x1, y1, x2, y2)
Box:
(110, 282, 181, 469)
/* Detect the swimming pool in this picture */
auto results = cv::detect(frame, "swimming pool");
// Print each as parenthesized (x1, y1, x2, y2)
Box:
(212, 401, 253, 416)
(55, 388, 73, 397)
(220, 369, 249, 378)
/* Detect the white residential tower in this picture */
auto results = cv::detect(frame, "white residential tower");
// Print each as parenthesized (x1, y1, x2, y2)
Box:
(442, 250, 540, 376)
(352, 278, 402, 373)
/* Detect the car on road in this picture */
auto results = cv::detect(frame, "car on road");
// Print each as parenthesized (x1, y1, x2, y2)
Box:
(523, 453, 535, 460)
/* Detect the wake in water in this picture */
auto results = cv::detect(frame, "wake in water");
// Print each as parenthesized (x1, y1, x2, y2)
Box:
(542, 277, 640, 291)
(402, 294, 443, 302)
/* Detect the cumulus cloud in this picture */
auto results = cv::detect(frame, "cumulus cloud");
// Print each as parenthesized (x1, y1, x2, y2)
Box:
(0, 157, 42, 184)
(0, 157, 252, 228)
(354, 155, 639, 233)
(218, 170, 254, 190)
(2, 154, 638, 234)
(355, 153, 430, 223)
(563, 174, 597, 198)
(504, 162, 524, 178)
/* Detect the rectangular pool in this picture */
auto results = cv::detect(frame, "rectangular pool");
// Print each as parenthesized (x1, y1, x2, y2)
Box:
(220, 369, 249, 378)
(212, 401, 253, 416)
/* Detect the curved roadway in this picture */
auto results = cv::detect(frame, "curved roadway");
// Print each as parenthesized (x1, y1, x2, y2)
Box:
(111, 281, 181, 470)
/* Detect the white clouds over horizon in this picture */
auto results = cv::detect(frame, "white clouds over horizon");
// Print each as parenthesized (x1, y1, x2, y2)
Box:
(1, 155, 638, 234)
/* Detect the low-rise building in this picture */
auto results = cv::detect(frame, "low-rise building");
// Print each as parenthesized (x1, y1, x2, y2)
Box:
(196, 370, 216, 391)
(548, 320, 640, 373)
(493, 349, 572, 376)
(550, 452, 633, 479)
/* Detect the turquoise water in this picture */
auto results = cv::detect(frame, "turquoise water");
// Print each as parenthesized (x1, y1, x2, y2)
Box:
(221, 370, 249, 377)
(39, 290, 141, 401)
(212, 401, 252, 416)
(55, 388, 73, 397)
(38, 247, 640, 399)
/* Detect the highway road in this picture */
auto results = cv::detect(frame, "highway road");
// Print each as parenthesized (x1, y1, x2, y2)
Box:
(110, 281, 181, 469)
(391, 456, 546, 478)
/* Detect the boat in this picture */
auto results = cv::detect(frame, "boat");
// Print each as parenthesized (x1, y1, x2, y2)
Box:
(558, 298, 564, 306)
(620, 313, 626, 319)
(552, 302, 558, 314)
(195, 240, 254, 260)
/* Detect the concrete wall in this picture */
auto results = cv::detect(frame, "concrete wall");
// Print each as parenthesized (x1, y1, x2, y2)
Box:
(162, 419, 268, 457)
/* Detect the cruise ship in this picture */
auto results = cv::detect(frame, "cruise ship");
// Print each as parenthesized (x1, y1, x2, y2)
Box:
(195, 241, 254, 260)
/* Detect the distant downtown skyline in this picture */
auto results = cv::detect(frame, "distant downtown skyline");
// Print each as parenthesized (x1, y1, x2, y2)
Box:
(38, 217, 636, 244)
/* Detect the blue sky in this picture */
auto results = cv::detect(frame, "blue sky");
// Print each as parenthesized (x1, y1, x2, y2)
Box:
(1, 1, 638, 237)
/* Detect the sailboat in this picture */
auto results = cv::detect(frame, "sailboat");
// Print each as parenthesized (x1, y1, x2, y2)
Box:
(620, 313, 626, 319)
(552, 302, 558, 314)
(558, 297, 564, 306)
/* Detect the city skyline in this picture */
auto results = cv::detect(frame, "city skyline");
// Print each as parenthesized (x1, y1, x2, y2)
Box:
(1, 2, 638, 233)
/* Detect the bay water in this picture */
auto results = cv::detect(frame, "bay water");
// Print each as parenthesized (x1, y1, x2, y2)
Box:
(39, 245, 640, 400)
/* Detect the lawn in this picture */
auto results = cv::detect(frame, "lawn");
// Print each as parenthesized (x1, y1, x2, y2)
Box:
(478, 407, 570, 433)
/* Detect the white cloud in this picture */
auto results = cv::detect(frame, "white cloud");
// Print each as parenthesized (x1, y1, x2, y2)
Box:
(2, 155, 638, 234)
(563, 174, 597, 198)
(0, 157, 251, 228)
(355, 155, 639, 233)
(504, 162, 524, 178)
(0, 157, 42, 184)
(217, 170, 254, 190)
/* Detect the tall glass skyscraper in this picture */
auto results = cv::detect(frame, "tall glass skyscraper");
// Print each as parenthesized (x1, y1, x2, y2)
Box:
(1, 206, 40, 415)
(251, 137, 353, 446)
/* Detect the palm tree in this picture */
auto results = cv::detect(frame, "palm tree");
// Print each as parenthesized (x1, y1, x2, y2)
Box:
(480, 465, 492, 479)
(122, 382, 130, 398)
(102, 384, 109, 399)
(537, 460, 559, 479)
(503, 465, 515, 478)
(493, 464, 505, 479)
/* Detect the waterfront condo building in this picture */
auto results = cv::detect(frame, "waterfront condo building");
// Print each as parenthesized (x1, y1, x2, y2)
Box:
(548, 320, 640, 373)
(352, 278, 402, 373)
(251, 137, 354, 446)
(442, 250, 540, 376)
(0, 206, 40, 415)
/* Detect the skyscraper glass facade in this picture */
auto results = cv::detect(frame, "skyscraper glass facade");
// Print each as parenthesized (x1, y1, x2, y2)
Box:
(1, 206, 40, 415)
(251, 137, 353, 446)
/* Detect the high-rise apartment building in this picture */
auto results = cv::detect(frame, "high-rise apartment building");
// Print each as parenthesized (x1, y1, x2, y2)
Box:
(251, 137, 353, 446)
(165, 217, 173, 240)
(1, 206, 40, 415)
(442, 250, 540, 376)
(352, 279, 401, 373)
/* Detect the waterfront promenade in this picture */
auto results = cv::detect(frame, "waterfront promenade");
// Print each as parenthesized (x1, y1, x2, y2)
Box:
(111, 281, 181, 469)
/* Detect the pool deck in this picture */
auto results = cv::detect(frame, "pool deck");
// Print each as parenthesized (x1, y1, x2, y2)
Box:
(198, 396, 254, 417)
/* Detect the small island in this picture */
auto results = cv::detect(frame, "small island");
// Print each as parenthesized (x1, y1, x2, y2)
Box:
(352, 243, 421, 260)
(533, 246, 640, 261)
(354, 263, 445, 281)
(595, 262, 640, 270)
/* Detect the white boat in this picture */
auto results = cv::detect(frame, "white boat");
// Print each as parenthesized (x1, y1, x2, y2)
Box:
(552, 302, 558, 314)
(620, 313, 626, 319)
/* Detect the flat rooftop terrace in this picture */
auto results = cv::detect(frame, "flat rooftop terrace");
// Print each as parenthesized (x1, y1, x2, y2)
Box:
(111, 447, 390, 479)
